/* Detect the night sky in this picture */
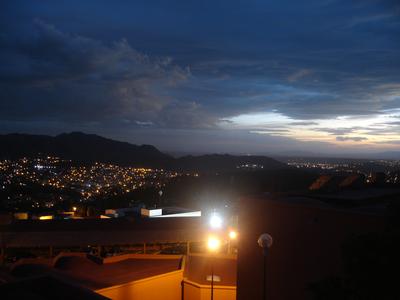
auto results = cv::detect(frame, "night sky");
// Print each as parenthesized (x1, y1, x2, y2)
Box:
(1, 0, 399, 155)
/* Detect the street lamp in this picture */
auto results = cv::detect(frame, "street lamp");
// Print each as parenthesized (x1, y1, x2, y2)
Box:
(258, 233, 273, 300)
(209, 213, 223, 229)
(207, 236, 221, 251)
(228, 230, 237, 254)
(207, 236, 220, 300)
(228, 230, 237, 240)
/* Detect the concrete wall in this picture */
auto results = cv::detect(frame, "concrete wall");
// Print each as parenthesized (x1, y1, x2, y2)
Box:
(96, 269, 183, 300)
(11, 251, 86, 271)
(102, 253, 183, 264)
(183, 279, 236, 300)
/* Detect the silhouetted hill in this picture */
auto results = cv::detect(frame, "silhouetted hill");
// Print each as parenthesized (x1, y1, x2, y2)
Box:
(0, 132, 286, 171)
(0, 132, 172, 167)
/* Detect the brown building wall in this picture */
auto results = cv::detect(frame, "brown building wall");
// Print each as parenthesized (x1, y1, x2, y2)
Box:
(236, 197, 384, 300)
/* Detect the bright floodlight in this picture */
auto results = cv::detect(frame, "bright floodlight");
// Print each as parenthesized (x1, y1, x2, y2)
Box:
(207, 236, 221, 252)
(229, 230, 237, 240)
(209, 213, 222, 229)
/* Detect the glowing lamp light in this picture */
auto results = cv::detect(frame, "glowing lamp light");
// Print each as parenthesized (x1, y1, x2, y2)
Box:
(72, 206, 77, 212)
(207, 236, 221, 252)
(229, 230, 237, 240)
(209, 213, 223, 229)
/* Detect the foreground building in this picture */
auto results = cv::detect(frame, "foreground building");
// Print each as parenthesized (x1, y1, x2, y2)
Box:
(1, 252, 236, 300)
(236, 195, 384, 300)
(0, 193, 387, 299)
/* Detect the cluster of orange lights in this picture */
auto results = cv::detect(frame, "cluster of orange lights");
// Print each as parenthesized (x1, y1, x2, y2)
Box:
(207, 211, 238, 253)
(207, 229, 237, 252)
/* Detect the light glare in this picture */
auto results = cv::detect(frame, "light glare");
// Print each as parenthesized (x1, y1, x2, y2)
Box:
(207, 236, 221, 252)
(209, 213, 222, 229)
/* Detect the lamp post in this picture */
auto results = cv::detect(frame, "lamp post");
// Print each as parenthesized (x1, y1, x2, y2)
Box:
(258, 233, 273, 300)
(207, 236, 220, 300)
(228, 230, 237, 254)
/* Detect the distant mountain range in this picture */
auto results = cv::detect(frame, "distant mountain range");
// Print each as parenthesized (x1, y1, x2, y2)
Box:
(372, 151, 400, 160)
(272, 150, 400, 160)
(0, 132, 285, 171)
(0, 132, 171, 167)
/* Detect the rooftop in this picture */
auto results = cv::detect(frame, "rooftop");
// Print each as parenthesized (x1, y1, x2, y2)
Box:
(0, 217, 205, 247)
(0, 275, 110, 300)
(11, 254, 183, 290)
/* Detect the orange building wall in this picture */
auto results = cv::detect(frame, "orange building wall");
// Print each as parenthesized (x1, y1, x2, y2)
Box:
(97, 270, 183, 300)
(102, 253, 183, 264)
(183, 280, 236, 300)
(183, 282, 201, 300)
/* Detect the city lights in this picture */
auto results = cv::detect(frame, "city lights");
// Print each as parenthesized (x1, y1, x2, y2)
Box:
(0, 157, 193, 211)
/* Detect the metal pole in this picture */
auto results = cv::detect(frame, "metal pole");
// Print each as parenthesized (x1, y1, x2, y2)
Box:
(211, 256, 214, 300)
(258, 233, 272, 300)
(181, 280, 185, 300)
(263, 254, 266, 300)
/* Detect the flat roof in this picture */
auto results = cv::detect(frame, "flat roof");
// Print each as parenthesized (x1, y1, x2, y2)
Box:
(1, 217, 206, 247)
(12, 255, 182, 290)
(0, 275, 110, 300)
(254, 192, 388, 216)
(311, 187, 400, 201)
(2, 217, 202, 232)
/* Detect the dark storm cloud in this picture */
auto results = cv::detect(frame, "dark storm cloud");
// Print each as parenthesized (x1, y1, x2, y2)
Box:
(312, 127, 365, 136)
(336, 136, 368, 142)
(375, 140, 400, 145)
(290, 121, 318, 126)
(0, 19, 195, 127)
(250, 129, 291, 134)
(1, 0, 400, 153)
